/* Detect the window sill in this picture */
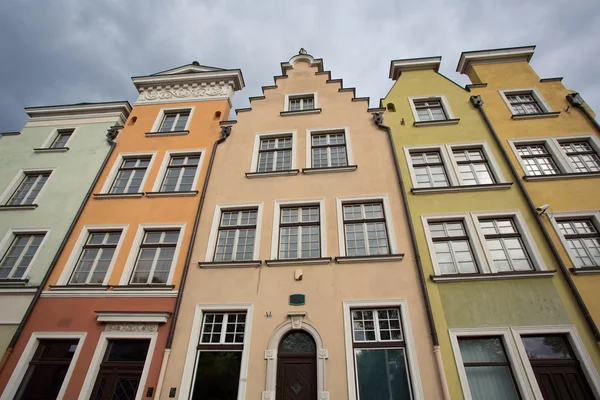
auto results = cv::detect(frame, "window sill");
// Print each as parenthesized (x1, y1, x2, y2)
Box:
(511, 112, 560, 120)
(245, 170, 299, 178)
(302, 165, 358, 174)
(93, 192, 144, 199)
(335, 254, 404, 264)
(431, 270, 556, 282)
(280, 108, 322, 117)
(145, 191, 198, 197)
(145, 130, 189, 137)
(570, 266, 600, 275)
(523, 172, 600, 181)
(49, 284, 109, 291)
(33, 147, 69, 153)
(265, 257, 332, 267)
(411, 183, 513, 194)
(198, 260, 262, 268)
(0, 204, 38, 211)
(0, 279, 29, 286)
(413, 118, 460, 127)
(111, 284, 175, 291)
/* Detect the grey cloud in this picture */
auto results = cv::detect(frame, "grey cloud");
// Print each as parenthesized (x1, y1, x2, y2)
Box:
(1, 0, 599, 132)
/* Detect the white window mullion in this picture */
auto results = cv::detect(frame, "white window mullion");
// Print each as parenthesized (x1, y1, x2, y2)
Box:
(272, 151, 279, 172)
(171, 114, 181, 132)
(143, 247, 161, 284)
(175, 166, 185, 191)
(9, 236, 35, 278)
(373, 311, 381, 341)
(84, 248, 104, 284)
(232, 230, 241, 261)
(219, 314, 229, 344)
(23, 175, 43, 204)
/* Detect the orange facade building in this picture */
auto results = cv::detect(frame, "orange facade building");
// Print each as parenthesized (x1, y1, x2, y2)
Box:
(0, 63, 243, 399)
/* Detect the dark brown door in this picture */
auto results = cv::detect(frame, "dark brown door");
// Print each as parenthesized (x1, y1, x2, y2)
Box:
(90, 339, 150, 400)
(276, 331, 318, 400)
(522, 335, 595, 400)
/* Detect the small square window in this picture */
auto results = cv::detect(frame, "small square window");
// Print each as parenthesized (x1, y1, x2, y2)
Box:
(410, 151, 449, 188)
(557, 219, 600, 268)
(257, 136, 293, 172)
(214, 210, 258, 261)
(413, 99, 447, 121)
(0, 233, 46, 279)
(311, 132, 348, 168)
(516, 144, 560, 176)
(159, 110, 190, 132)
(109, 157, 151, 194)
(50, 130, 73, 148)
(559, 141, 600, 173)
(506, 92, 543, 115)
(129, 229, 180, 284)
(428, 221, 478, 274)
(288, 95, 314, 111)
(160, 154, 200, 192)
(7, 172, 50, 205)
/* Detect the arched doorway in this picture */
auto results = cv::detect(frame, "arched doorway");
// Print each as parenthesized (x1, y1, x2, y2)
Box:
(276, 331, 318, 400)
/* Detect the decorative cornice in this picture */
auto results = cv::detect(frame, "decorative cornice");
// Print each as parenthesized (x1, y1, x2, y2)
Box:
(457, 45, 536, 74)
(105, 322, 159, 332)
(389, 56, 441, 80)
(135, 81, 235, 105)
(25, 101, 131, 125)
(96, 311, 171, 324)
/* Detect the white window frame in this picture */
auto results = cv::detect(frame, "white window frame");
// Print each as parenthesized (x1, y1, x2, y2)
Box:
(449, 327, 534, 400)
(178, 303, 253, 400)
(342, 299, 424, 400)
(57, 224, 128, 286)
(511, 325, 600, 399)
(1, 331, 87, 400)
(472, 210, 548, 273)
(119, 223, 186, 286)
(404, 142, 505, 188)
(150, 106, 195, 133)
(0, 228, 51, 280)
(335, 195, 398, 257)
(508, 134, 600, 176)
(249, 131, 297, 173)
(284, 92, 318, 112)
(99, 151, 157, 194)
(499, 88, 552, 115)
(408, 95, 455, 122)
(549, 211, 600, 269)
(421, 213, 490, 275)
(270, 198, 327, 259)
(151, 149, 206, 192)
(0, 168, 55, 206)
(204, 202, 264, 262)
(79, 330, 158, 400)
(306, 126, 354, 168)
(40, 127, 77, 149)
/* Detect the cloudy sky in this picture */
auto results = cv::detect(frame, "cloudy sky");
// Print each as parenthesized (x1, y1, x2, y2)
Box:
(1, 0, 599, 132)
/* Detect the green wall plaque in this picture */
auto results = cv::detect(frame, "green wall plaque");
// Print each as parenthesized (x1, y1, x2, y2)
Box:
(289, 294, 305, 305)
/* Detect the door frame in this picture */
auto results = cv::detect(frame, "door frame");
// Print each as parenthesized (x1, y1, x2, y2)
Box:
(276, 352, 318, 400)
(263, 312, 329, 400)
(511, 325, 600, 399)
(79, 330, 158, 400)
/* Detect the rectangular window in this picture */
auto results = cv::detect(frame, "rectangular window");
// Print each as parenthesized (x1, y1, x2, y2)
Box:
(311, 132, 348, 168)
(429, 221, 477, 274)
(69, 231, 121, 284)
(516, 144, 559, 176)
(453, 148, 495, 185)
(14, 339, 79, 400)
(289, 96, 314, 111)
(351, 308, 412, 398)
(479, 219, 533, 272)
(50, 130, 73, 148)
(130, 229, 180, 284)
(159, 110, 190, 132)
(110, 157, 150, 194)
(7, 173, 50, 205)
(411, 151, 449, 188)
(257, 136, 292, 172)
(192, 312, 246, 398)
(458, 337, 521, 400)
(160, 155, 200, 192)
(506, 93, 543, 115)
(557, 220, 600, 267)
(278, 206, 320, 259)
(560, 141, 600, 173)
(215, 210, 257, 261)
(413, 99, 447, 121)
(343, 203, 389, 256)
(0, 233, 45, 279)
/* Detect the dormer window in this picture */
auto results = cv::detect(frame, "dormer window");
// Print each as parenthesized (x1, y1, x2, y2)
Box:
(159, 110, 190, 132)
(289, 95, 314, 111)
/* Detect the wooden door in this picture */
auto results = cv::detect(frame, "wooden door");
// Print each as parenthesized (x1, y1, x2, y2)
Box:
(276, 331, 318, 400)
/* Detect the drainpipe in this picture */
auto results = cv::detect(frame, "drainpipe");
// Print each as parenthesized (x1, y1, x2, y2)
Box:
(154, 124, 232, 399)
(372, 113, 451, 400)
(470, 95, 600, 342)
(0, 125, 122, 374)
(566, 93, 600, 134)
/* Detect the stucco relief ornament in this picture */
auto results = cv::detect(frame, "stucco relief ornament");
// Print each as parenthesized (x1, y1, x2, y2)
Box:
(105, 323, 158, 332)
(262, 391, 274, 400)
(140, 85, 229, 101)
(299, 48, 308, 55)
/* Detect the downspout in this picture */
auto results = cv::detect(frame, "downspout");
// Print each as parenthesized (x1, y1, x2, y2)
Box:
(372, 113, 451, 399)
(566, 93, 600, 134)
(470, 95, 600, 342)
(154, 124, 232, 399)
(0, 125, 122, 374)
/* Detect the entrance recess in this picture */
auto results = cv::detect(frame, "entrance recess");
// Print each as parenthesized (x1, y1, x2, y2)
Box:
(276, 331, 318, 400)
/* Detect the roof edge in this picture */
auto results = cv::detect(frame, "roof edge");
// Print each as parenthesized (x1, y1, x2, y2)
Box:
(457, 45, 536, 74)
(25, 101, 132, 120)
(389, 56, 442, 80)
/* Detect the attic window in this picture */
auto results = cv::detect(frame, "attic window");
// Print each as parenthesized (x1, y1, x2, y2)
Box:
(386, 103, 396, 112)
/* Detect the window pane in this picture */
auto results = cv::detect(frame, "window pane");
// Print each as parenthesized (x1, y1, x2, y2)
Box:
(521, 335, 574, 359)
(459, 337, 508, 363)
(352, 310, 376, 342)
(355, 349, 411, 400)
(106, 340, 149, 362)
(464, 366, 520, 400)
(191, 352, 242, 400)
